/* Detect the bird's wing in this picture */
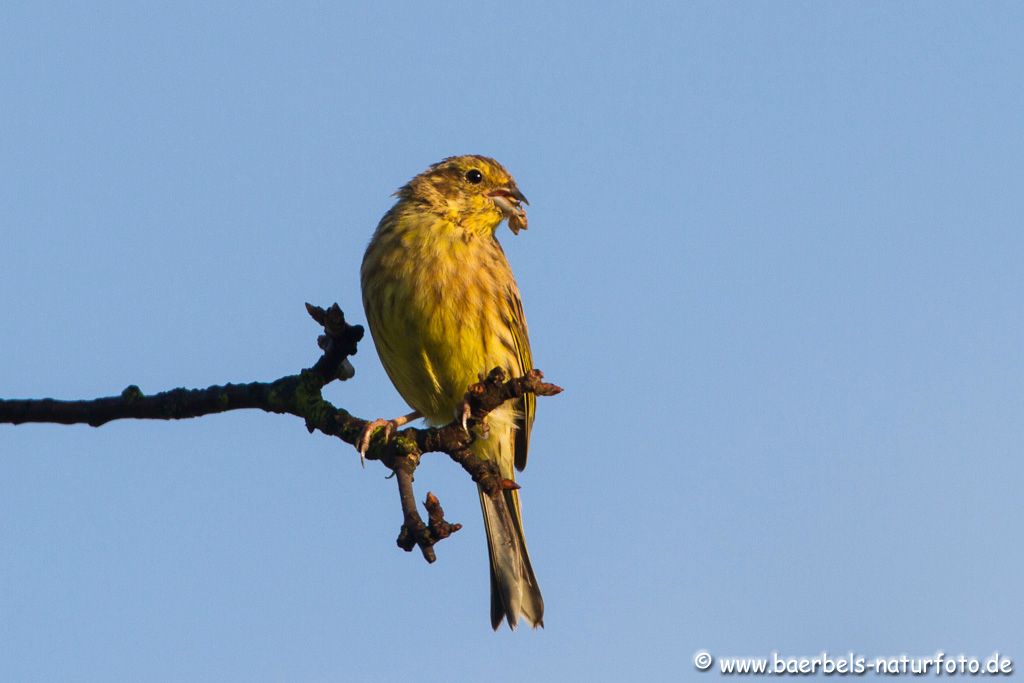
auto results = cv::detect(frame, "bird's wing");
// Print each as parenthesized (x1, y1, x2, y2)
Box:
(505, 284, 535, 472)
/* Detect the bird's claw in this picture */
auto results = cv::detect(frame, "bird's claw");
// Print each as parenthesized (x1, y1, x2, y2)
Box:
(357, 418, 398, 468)
(356, 410, 422, 467)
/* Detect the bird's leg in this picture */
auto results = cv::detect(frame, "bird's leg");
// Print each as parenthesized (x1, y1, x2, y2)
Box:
(357, 410, 422, 466)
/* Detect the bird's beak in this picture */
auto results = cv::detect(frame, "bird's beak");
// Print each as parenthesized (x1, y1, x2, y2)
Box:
(486, 187, 529, 234)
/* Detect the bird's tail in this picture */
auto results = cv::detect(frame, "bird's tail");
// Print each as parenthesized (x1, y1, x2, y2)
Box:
(479, 485, 544, 629)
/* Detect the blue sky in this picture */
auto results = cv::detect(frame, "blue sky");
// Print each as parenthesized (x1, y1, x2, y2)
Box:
(2, 2, 1022, 681)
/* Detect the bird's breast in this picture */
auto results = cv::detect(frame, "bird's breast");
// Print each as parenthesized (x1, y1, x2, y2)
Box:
(362, 217, 521, 423)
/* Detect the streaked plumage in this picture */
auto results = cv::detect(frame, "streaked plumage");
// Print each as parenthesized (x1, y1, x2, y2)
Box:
(360, 155, 543, 629)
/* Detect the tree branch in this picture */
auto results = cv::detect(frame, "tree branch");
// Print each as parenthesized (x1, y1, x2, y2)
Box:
(0, 303, 562, 563)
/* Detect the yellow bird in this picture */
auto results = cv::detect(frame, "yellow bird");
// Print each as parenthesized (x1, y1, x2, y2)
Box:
(360, 155, 543, 629)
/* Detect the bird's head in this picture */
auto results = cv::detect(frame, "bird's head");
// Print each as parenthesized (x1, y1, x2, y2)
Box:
(397, 155, 529, 235)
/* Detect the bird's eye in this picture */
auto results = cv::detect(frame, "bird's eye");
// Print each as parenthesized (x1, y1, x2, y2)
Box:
(465, 169, 483, 184)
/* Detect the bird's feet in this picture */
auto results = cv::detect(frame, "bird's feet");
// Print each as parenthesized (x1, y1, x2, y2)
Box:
(457, 398, 493, 440)
(357, 410, 422, 467)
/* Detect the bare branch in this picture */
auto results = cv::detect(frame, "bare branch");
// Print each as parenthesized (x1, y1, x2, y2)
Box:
(0, 303, 561, 563)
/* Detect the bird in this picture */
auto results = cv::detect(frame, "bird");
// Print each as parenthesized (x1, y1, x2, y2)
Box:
(359, 155, 543, 629)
